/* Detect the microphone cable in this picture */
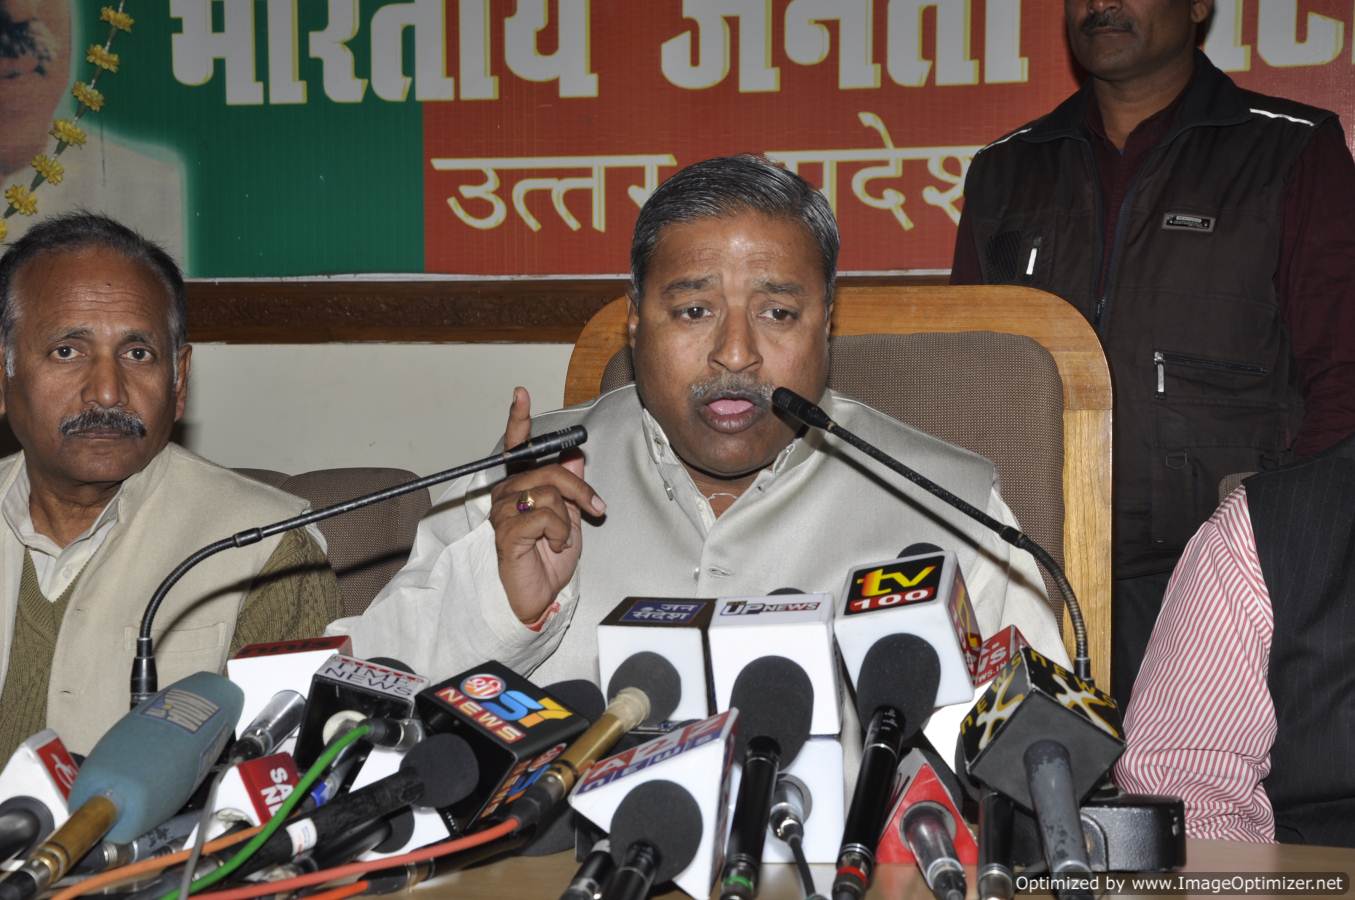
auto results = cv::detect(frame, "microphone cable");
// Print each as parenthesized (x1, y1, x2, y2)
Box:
(48, 827, 263, 900)
(179, 817, 522, 900)
(785, 834, 824, 900)
(176, 766, 229, 900)
(157, 722, 372, 900)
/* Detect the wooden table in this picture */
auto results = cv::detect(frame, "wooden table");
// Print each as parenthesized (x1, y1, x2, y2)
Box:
(424, 839, 1355, 899)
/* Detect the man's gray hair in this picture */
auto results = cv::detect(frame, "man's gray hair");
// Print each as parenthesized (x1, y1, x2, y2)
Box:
(0, 211, 187, 377)
(629, 155, 839, 302)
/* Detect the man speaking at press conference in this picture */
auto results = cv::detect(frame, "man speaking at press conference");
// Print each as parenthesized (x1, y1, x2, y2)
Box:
(336, 155, 1067, 686)
(0, 213, 341, 758)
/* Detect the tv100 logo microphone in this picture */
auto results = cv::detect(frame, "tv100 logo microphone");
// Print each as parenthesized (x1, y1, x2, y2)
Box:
(842, 552, 983, 690)
(417, 661, 587, 832)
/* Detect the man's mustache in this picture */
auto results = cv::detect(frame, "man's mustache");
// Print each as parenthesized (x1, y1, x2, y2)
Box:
(690, 376, 773, 407)
(1081, 10, 1134, 34)
(59, 408, 148, 438)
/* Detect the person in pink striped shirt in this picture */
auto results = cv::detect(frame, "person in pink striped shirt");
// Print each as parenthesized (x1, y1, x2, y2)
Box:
(1115, 436, 1355, 847)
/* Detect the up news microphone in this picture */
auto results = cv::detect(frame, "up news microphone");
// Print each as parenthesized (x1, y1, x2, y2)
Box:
(0, 731, 78, 865)
(709, 592, 840, 736)
(959, 647, 1123, 887)
(771, 387, 1094, 683)
(0, 673, 241, 900)
(832, 634, 942, 900)
(131, 425, 589, 704)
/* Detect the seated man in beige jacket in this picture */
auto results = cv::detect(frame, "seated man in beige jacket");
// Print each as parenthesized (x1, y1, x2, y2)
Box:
(0, 212, 340, 756)
(337, 156, 1068, 689)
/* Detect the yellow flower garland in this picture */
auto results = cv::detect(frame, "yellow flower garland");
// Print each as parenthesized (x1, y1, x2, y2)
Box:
(1, 4, 133, 235)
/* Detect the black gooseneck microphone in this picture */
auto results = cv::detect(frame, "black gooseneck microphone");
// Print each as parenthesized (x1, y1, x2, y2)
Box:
(719, 656, 814, 900)
(771, 387, 1093, 682)
(833, 633, 942, 900)
(130, 425, 588, 705)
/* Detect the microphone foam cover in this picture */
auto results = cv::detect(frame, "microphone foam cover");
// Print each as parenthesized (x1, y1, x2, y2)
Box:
(607, 652, 681, 726)
(729, 656, 813, 765)
(372, 808, 416, 854)
(771, 387, 831, 429)
(608, 779, 703, 884)
(855, 633, 941, 736)
(399, 733, 480, 810)
(546, 679, 605, 723)
(366, 657, 416, 673)
(897, 542, 943, 558)
(768, 587, 804, 595)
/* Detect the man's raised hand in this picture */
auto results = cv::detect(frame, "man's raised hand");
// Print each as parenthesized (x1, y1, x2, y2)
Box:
(488, 387, 605, 624)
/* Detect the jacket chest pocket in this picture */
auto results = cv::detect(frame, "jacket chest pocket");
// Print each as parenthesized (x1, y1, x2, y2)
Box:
(983, 230, 1057, 287)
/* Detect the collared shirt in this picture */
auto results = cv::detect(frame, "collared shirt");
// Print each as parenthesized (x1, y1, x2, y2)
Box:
(333, 386, 1069, 686)
(1114, 486, 1278, 841)
(0, 468, 121, 599)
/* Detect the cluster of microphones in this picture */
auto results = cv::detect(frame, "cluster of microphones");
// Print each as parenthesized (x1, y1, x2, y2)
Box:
(0, 395, 1187, 900)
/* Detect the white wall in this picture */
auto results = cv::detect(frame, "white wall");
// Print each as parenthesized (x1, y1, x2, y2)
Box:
(179, 343, 575, 475)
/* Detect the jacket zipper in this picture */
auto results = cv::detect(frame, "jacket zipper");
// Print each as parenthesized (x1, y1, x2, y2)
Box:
(1095, 150, 1157, 330)
(1154, 350, 1270, 395)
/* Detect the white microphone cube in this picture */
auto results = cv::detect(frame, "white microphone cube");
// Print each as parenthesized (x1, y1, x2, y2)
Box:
(227, 636, 352, 753)
(835, 550, 981, 708)
(571, 711, 738, 899)
(596, 597, 715, 722)
(708, 593, 840, 736)
(761, 736, 844, 865)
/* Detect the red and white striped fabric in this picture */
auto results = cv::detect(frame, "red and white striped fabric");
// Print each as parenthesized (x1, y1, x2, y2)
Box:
(1114, 486, 1278, 842)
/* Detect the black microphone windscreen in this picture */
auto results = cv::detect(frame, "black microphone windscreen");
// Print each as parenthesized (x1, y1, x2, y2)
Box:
(856, 633, 941, 733)
(366, 657, 416, 673)
(607, 652, 681, 725)
(399, 734, 480, 810)
(768, 586, 804, 595)
(771, 387, 832, 429)
(897, 543, 944, 558)
(546, 680, 605, 723)
(729, 656, 813, 765)
(372, 809, 415, 854)
(608, 780, 703, 884)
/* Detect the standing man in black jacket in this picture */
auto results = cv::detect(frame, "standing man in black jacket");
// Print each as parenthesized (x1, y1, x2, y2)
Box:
(952, 0, 1355, 705)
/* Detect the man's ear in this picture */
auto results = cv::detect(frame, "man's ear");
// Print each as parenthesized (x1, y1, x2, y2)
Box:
(626, 295, 640, 348)
(173, 344, 193, 421)
(1191, 0, 1213, 26)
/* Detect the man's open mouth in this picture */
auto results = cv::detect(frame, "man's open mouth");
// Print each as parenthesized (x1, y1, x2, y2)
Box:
(697, 390, 768, 434)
